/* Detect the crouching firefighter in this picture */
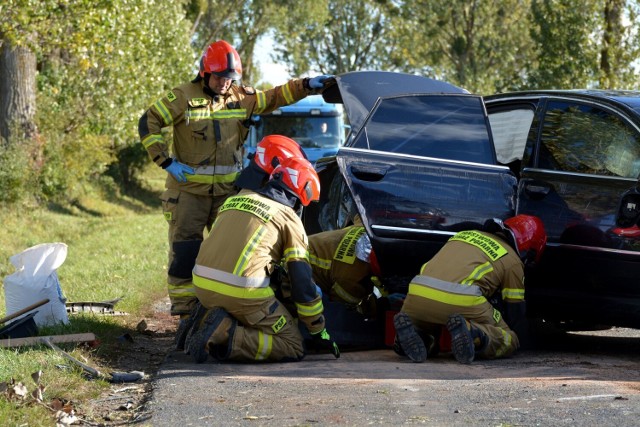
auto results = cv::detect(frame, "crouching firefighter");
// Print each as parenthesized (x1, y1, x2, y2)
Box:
(393, 215, 547, 364)
(174, 134, 308, 351)
(188, 156, 340, 363)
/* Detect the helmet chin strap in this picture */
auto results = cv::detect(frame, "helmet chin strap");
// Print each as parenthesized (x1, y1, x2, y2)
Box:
(202, 77, 220, 102)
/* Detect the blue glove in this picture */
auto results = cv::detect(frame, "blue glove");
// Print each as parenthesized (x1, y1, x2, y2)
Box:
(165, 159, 195, 183)
(308, 74, 334, 89)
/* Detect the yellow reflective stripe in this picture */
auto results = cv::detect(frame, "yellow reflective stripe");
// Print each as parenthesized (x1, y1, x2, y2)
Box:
(255, 330, 272, 361)
(408, 283, 486, 306)
(282, 81, 295, 104)
(296, 299, 324, 317)
(167, 283, 196, 298)
(283, 247, 308, 263)
(186, 109, 210, 121)
(460, 261, 494, 285)
(142, 133, 162, 149)
(234, 226, 267, 275)
(309, 253, 331, 270)
(152, 99, 173, 126)
(193, 165, 239, 175)
(213, 109, 247, 119)
(193, 274, 274, 299)
(333, 283, 360, 304)
(333, 226, 365, 264)
(193, 264, 270, 288)
(186, 171, 239, 184)
(502, 288, 525, 301)
(254, 91, 267, 114)
(450, 231, 507, 261)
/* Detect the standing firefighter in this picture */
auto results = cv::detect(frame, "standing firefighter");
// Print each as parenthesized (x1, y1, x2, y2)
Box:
(394, 215, 547, 364)
(189, 156, 340, 363)
(138, 39, 332, 319)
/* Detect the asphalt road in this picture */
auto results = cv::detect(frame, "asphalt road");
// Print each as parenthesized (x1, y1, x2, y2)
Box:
(147, 327, 640, 426)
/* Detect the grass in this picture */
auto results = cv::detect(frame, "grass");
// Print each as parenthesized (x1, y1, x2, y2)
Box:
(0, 167, 169, 425)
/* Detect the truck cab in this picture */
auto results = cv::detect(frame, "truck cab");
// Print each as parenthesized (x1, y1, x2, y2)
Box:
(244, 95, 347, 166)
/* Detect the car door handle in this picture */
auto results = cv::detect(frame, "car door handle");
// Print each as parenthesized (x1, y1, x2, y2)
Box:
(524, 182, 551, 199)
(350, 165, 388, 182)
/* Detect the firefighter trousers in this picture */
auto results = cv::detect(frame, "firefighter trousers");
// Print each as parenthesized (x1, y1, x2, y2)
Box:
(195, 287, 305, 362)
(162, 189, 229, 316)
(401, 293, 519, 359)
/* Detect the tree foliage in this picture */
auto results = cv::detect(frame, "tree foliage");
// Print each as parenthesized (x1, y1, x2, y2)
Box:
(389, 0, 535, 93)
(1, 0, 640, 205)
(273, 0, 400, 76)
(0, 0, 194, 202)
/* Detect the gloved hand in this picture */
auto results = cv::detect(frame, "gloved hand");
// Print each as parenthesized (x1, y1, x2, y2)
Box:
(310, 328, 340, 358)
(165, 159, 195, 183)
(308, 74, 334, 89)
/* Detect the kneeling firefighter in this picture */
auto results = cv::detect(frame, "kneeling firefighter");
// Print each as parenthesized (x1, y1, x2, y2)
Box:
(393, 215, 547, 364)
(188, 156, 340, 363)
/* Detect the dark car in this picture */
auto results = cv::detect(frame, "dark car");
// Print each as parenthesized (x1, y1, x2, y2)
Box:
(305, 71, 640, 331)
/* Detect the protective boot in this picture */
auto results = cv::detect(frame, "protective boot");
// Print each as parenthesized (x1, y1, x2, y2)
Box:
(393, 312, 427, 362)
(446, 314, 487, 364)
(174, 302, 205, 352)
(189, 307, 235, 364)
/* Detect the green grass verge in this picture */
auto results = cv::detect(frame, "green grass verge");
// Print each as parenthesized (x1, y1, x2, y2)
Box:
(0, 168, 169, 424)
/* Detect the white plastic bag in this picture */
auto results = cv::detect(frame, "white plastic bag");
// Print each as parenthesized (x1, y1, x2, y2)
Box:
(3, 242, 69, 326)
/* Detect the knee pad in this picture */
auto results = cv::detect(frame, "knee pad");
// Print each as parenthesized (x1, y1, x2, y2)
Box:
(169, 239, 203, 279)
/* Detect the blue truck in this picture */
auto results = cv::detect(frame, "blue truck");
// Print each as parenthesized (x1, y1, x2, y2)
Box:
(244, 95, 346, 166)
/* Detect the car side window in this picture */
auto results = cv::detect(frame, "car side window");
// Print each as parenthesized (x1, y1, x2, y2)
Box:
(352, 95, 495, 164)
(538, 101, 640, 178)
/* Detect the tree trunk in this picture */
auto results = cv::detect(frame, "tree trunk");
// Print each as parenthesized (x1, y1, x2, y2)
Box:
(0, 39, 38, 144)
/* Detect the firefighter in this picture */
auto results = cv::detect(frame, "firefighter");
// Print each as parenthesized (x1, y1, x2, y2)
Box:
(393, 215, 547, 364)
(174, 134, 308, 351)
(188, 156, 340, 363)
(138, 39, 333, 320)
(306, 217, 384, 319)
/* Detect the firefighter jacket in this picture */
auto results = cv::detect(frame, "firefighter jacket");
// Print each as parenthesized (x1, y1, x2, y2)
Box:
(192, 189, 325, 333)
(308, 226, 373, 307)
(139, 78, 311, 197)
(409, 230, 525, 324)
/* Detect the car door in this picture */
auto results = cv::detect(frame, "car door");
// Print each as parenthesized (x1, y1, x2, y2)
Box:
(341, 94, 517, 278)
(488, 95, 640, 328)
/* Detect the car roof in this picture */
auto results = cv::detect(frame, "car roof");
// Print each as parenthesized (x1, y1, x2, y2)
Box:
(485, 89, 640, 115)
(322, 71, 468, 135)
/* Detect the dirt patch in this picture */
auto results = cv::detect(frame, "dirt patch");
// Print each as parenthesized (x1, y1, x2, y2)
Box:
(80, 299, 177, 425)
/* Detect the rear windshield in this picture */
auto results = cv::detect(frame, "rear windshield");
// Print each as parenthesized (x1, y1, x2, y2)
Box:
(351, 94, 496, 164)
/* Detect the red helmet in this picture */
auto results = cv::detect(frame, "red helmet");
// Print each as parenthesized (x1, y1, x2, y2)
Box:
(270, 157, 320, 206)
(199, 40, 242, 80)
(503, 215, 547, 264)
(255, 135, 306, 174)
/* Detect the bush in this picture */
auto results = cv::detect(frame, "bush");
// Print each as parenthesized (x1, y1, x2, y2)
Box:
(0, 138, 38, 204)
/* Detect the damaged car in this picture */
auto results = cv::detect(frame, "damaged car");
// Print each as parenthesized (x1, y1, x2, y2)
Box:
(305, 71, 640, 334)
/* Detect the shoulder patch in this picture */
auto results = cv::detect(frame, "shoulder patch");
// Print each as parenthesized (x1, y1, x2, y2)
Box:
(166, 91, 177, 102)
(242, 85, 256, 95)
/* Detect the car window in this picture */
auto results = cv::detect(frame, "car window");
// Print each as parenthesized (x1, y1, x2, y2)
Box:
(538, 101, 640, 178)
(489, 108, 534, 164)
(352, 95, 495, 164)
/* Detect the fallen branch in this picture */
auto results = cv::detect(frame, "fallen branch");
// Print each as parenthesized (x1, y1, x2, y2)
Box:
(0, 333, 97, 348)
